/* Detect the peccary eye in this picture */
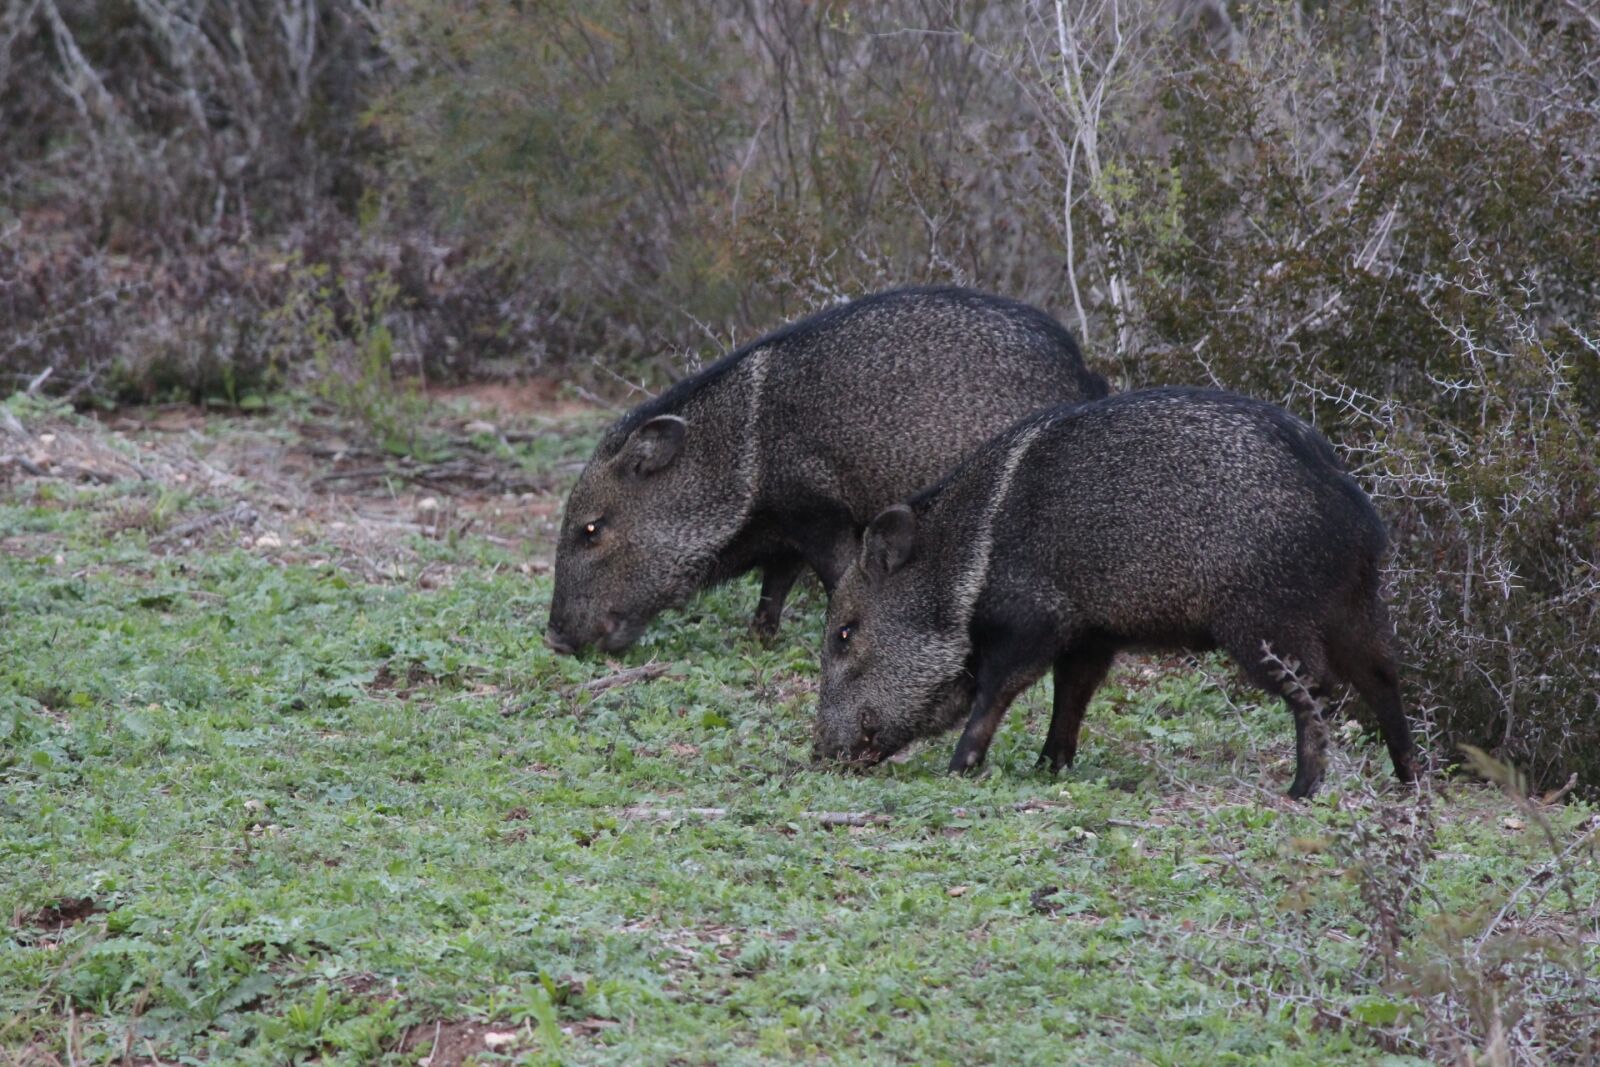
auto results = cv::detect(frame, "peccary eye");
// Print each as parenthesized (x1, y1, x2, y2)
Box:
(582, 519, 603, 542)
(837, 625, 852, 645)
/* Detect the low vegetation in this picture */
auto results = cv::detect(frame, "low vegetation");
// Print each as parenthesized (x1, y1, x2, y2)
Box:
(3, 396, 1595, 1065)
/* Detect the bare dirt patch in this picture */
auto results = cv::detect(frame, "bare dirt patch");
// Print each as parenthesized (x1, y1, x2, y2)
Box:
(3, 383, 601, 582)
(399, 1020, 530, 1067)
(14, 896, 101, 932)
(425, 379, 597, 421)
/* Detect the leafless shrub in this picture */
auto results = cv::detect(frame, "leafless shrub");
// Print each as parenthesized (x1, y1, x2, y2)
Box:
(1170, 764, 1597, 1062)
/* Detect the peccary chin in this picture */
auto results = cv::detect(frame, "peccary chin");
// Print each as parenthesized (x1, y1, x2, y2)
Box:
(820, 388, 1415, 800)
(547, 286, 1107, 653)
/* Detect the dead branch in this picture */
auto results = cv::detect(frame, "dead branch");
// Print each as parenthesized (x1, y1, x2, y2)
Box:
(155, 501, 260, 544)
(612, 799, 1084, 827)
(575, 662, 674, 694)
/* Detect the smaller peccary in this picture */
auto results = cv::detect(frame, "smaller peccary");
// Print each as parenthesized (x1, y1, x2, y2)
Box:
(814, 388, 1416, 800)
(545, 286, 1106, 654)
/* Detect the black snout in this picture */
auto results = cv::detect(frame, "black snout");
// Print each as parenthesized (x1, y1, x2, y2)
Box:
(812, 721, 889, 770)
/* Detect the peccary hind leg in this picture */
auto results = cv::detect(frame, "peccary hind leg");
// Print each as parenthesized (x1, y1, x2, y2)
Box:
(1228, 630, 1334, 800)
(1038, 643, 1117, 772)
(1329, 626, 1417, 786)
(751, 557, 805, 641)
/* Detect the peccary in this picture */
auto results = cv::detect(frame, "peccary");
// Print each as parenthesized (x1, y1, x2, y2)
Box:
(813, 388, 1417, 800)
(545, 286, 1107, 654)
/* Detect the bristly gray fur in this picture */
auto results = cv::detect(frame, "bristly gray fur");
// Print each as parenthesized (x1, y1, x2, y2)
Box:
(546, 286, 1107, 653)
(816, 388, 1416, 800)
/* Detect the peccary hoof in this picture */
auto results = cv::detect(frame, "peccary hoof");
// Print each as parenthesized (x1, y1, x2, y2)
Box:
(749, 612, 782, 645)
(1286, 775, 1320, 801)
(948, 746, 987, 776)
(1035, 750, 1073, 775)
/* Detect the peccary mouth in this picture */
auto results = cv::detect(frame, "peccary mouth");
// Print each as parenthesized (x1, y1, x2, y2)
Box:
(595, 620, 644, 653)
(814, 734, 907, 770)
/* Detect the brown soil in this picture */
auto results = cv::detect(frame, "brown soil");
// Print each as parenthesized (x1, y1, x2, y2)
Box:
(15, 896, 101, 930)
(398, 1020, 527, 1067)
(5, 382, 601, 585)
(425, 378, 597, 420)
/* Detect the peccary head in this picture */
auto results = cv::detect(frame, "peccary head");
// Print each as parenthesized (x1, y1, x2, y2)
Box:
(814, 505, 973, 765)
(547, 413, 744, 654)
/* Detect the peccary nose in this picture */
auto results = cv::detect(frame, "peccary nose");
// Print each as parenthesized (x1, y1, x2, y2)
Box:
(544, 626, 578, 655)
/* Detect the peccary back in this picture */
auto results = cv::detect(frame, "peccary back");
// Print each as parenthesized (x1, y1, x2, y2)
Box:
(815, 388, 1416, 800)
(546, 286, 1106, 654)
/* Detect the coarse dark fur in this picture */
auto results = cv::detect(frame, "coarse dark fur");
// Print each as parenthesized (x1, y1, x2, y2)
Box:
(814, 388, 1417, 800)
(545, 286, 1107, 654)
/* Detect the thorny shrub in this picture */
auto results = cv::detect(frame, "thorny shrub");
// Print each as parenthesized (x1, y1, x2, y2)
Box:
(1168, 718, 1598, 1065)
(1102, 2, 1600, 791)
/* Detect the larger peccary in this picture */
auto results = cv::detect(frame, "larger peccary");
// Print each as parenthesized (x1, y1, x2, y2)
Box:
(545, 286, 1108, 654)
(813, 388, 1416, 800)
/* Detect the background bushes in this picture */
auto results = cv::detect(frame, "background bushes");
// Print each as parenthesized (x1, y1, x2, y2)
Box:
(2, 0, 1596, 790)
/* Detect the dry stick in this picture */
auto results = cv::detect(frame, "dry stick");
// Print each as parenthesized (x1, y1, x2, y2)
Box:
(576, 662, 675, 694)
(1541, 772, 1580, 806)
(614, 799, 1085, 827)
(155, 501, 259, 544)
(615, 807, 891, 827)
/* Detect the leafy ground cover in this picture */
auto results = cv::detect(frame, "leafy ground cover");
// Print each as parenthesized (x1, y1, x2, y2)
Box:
(2, 392, 1596, 1066)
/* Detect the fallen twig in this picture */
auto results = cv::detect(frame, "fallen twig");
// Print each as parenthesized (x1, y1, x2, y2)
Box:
(155, 501, 260, 544)
(811, 811, 894, 827)
(610, 799, 1095, 828)
(576, 662, 674, 694)
(314, 458, 548, 496)
(1540, 772, 1579, 806)
(615, 807, 892, 827)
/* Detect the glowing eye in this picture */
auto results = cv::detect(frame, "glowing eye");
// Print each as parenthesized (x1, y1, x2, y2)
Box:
(837, 625, 851, 644)
(582, 519, 603, 540)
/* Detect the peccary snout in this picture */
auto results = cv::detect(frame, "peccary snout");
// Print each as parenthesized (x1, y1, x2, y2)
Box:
(544, 596, 644, 655)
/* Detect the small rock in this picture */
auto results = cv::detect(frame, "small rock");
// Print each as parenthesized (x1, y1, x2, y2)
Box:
(947, 885, 969, 898)
(417, 497, 441, 513)
(254, 533, 283, 549)
(464, 420, 498, 436)
(482, 1031, 520, 1049)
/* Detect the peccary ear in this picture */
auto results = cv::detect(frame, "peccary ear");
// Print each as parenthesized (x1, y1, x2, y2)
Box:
(862, 505, 916, 581)
(621, 415, 687, 477)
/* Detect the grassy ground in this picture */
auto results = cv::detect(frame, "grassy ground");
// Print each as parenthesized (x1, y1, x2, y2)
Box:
(2, 391, 1596, 1066)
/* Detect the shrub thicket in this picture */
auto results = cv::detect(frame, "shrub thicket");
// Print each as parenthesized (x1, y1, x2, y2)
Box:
(1111, 3, 1600, 794)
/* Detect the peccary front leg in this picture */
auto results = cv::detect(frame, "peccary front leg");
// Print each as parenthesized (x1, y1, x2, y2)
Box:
(1038, 644, 1116, 772)
(751, 557, 805, 641)
(1286, 691, 1332, 800)
(949, 629, 1056, 774)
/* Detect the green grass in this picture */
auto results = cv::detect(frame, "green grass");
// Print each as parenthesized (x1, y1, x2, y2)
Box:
(2, 404, 1596, 1065)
